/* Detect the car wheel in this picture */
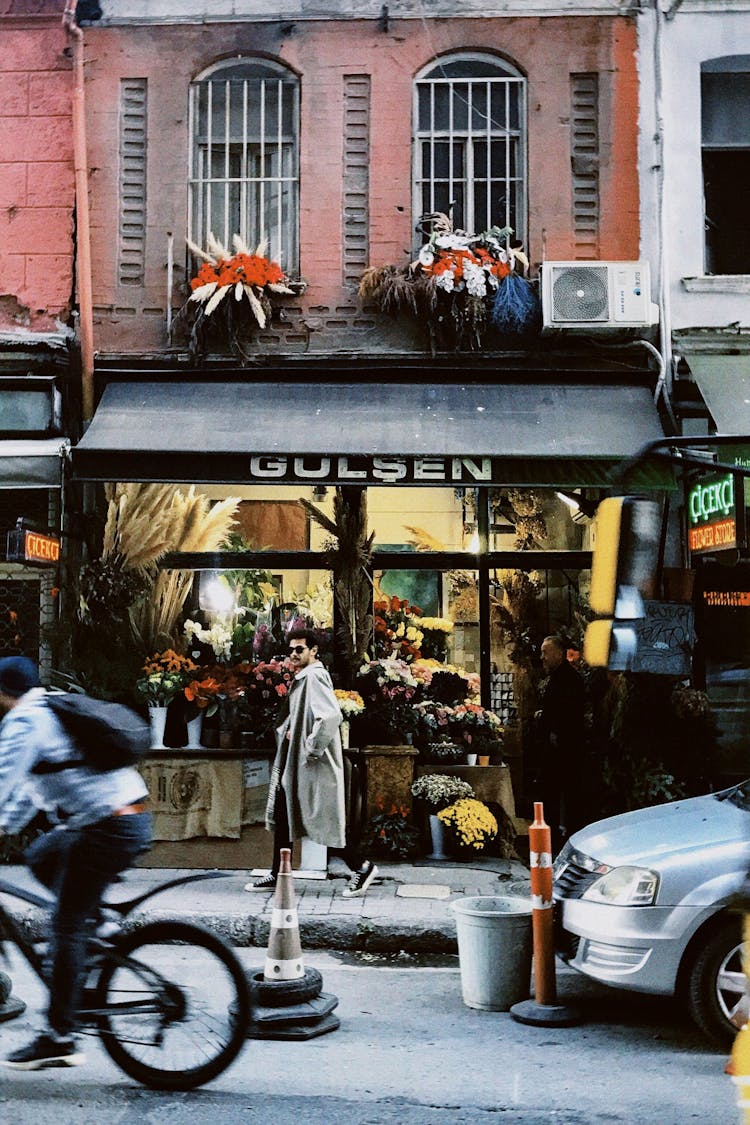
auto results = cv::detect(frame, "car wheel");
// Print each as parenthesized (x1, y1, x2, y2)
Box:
(687, 918, 747, 1046)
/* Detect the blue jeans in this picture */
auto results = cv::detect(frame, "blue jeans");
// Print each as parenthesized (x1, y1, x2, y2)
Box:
(25, 813, 152, 1036)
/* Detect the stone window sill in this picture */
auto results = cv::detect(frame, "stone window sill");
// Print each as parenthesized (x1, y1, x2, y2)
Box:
(682, 276, 750, 294)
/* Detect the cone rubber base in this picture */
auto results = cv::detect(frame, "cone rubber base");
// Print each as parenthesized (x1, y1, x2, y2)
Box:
(509, 999, 583, 1027)
(248, 1012, 340, 1040)
(251, 992, 339, 1026)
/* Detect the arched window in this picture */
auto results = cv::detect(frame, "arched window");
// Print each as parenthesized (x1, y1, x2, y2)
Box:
(414, 54, 526, 239)
(188, 59, 299, 272)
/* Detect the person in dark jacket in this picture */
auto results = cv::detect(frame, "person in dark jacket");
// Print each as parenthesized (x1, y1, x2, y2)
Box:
(534, 635, 586, 852)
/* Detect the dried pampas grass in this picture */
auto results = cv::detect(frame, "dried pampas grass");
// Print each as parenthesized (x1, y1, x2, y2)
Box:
(97, 484, 239, 653)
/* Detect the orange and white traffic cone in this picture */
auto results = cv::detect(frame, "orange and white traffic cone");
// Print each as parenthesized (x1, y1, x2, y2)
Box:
(263, 847, 304, 982)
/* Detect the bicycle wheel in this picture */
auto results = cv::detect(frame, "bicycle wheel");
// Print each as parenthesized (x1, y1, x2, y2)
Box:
(94, 920, 251, 1090)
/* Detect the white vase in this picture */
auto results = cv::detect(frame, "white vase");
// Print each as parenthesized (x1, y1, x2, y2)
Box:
(185, 713, 203, 750)
(340, 720, 350, 750)
(428, 813, 449, 861)
(148, 705, 168, 749)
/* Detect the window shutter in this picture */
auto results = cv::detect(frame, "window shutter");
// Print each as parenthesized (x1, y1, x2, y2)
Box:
(343, 75, 371, 289)
(118, 78, 148, 287)
(570, 73, 600, 260)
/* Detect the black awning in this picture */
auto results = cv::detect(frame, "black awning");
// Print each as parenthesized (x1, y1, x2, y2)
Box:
(71, 380, 670, 488)
(0, 439, 68, 489)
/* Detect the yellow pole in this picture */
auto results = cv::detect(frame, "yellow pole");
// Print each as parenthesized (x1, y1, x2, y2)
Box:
(730, 914, 750, 1123)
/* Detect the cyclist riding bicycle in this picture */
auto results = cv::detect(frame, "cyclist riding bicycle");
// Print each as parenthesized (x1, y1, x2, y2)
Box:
(0, 656, 152, 1071)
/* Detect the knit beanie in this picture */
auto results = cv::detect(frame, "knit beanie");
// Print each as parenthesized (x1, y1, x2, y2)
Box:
(0, 656, 40, 698)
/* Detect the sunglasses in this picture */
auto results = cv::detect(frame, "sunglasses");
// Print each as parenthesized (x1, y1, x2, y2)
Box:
(289, 645, 307, 654)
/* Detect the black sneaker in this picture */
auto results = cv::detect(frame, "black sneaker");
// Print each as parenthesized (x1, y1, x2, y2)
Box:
(3, 1033, 86, 1070)
(244, 873, 277, 891)
(342, 860, 379, 898)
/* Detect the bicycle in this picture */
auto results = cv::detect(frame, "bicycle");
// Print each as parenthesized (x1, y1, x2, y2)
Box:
(0, 871, 252, 1090)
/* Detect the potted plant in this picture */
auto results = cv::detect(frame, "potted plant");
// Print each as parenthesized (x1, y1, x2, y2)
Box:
(411, 773, 475, 860)
(136, 650, 197, 748)
(334, 689, 365, 749)
(363, 797, 421, 861)
(438, 797, 498, 859)
(183, 672, 222, 747)
(449, 702, 505, 763)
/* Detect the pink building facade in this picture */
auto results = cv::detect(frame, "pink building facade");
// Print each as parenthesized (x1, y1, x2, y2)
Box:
(0, 0, 74, 332)
(0, 1, 75, 669)
(81, 11, 641, 357)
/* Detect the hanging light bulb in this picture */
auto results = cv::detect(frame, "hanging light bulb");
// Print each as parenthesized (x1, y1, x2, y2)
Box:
(199, 573, 236, 616)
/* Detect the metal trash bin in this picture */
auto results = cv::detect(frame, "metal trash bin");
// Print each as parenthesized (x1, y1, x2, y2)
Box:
(450, 895, 533, 1011)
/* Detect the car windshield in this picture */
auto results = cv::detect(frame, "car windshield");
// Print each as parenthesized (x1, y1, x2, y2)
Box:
(718, 779, 750, 811)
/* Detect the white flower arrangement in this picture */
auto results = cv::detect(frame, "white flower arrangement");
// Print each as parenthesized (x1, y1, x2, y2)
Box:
(411, 772, 475, 809)
(357, 656, 419, 689)
(184, 618, 233, 662)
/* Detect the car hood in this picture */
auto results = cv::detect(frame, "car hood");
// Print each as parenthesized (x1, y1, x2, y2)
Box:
(568, 790, 750, 868)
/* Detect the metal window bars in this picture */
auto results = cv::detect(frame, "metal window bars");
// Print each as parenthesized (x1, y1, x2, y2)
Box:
(188, 68, 300, 273)
(414, 68, 526, 241)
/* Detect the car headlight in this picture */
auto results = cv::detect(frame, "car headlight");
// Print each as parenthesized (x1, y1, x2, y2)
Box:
(581, 865, 659, 906)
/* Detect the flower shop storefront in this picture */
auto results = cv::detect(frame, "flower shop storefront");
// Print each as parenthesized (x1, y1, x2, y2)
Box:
(68, 375, 668, 867)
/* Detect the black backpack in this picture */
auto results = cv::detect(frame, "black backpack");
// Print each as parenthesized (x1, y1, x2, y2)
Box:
(42, 693, 150, 772)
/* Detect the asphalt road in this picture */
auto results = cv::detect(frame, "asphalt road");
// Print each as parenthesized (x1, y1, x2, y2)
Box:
(0, 948, 737, 1124)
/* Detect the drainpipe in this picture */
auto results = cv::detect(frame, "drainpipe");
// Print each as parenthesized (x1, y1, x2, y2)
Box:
(62, 0, 95, 424)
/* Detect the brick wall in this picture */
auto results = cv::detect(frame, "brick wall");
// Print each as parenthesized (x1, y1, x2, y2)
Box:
(0, 6, 74, 332)
(82, 14, 640, 357)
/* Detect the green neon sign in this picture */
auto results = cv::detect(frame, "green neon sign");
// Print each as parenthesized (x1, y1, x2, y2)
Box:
(688, 473, 735, 527)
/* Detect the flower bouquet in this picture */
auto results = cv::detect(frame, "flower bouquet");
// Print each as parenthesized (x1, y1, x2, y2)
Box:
(438, 797, 498, 855)
(183, 674, 223, 718)
(235, 658, 293, 745)
(334, 689, 365, 719)
(356, 657, 420, 744)
(175, 234, 298, 363)
(449, 702, 504, 754)
(373, 596, 424, 663)
(410, 772, 474, 812)
(136, 650, 197, 707)
(359, 212, 537, 353)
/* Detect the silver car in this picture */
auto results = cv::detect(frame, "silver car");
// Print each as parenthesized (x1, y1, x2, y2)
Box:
(553, 782, 750, 1045)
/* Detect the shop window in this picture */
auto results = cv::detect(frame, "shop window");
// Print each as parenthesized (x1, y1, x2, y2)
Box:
(188, 59, 300, 272)
(702, 58, 750, 274)
(413, 53, 526, 238)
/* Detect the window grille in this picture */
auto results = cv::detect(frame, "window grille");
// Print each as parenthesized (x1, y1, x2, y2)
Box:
(188, 60, 300, 273)
(413, 54, 526, 240)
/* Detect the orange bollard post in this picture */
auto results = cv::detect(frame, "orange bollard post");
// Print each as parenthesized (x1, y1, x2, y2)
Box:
(510, 801, 583, 1027)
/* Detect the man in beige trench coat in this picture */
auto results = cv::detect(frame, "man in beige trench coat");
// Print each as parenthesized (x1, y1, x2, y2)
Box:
(246, 629, 377, 897)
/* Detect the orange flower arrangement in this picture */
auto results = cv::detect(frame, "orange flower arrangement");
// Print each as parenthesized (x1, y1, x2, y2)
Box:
(186, 234, 294, 329)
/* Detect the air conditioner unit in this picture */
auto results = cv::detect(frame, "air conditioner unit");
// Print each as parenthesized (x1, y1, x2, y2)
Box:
(541, 261, 659, 330)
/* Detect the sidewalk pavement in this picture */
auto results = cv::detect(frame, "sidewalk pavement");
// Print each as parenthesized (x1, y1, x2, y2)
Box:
(2, 856, 532, 953)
